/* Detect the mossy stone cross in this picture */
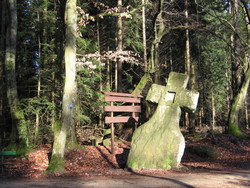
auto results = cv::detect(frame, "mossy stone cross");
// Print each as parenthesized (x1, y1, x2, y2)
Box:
(146, 72, 199, 112)
(127, 72, 199, 169)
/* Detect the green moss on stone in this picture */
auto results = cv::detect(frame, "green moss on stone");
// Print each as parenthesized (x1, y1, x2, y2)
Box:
(163, 158, 172, 169)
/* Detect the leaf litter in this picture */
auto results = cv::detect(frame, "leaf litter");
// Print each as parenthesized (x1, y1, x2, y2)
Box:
(1, 134, 250, 178)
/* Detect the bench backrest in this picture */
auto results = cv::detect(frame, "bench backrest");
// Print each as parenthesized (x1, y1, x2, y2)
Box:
(0, 151, 16, 155)
(103, 92, 143, 124)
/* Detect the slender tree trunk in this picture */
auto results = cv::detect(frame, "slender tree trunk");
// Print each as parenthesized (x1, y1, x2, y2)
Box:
(211, 91, 215, 130)
(153, 0, 164, 84)
(96, 18, 104, 130)
(35, 10, 41, 143)
(5, 0, 29, 149)
(184, 0, 196, 133)
(46, 0, 77, 173)
(0, 0, 6, 146)
(106, 58, 111, 91)
(116, 0, 123, 92)
(51, 72, 56, 129)
(185, 2, 191, 76)
(142, 0, 147, 72)
(244, 99, 249, 130)
(169, 46, 173, 71)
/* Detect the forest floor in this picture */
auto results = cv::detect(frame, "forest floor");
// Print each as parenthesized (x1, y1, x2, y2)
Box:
(0, 132, 250, 187)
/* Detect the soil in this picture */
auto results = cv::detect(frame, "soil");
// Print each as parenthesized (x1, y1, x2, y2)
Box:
(0, 133, 250, 187)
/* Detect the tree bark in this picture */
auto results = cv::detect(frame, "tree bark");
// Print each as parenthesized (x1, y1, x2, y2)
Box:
(152, 0, 164, 84)
(227, 0, 246, 135)
(228, 65, 250, 136)
(5, 0, 29, 149)
(232, 0, 243, 95)
(132, 0, 165, 94)
(142, 0, 147, 72)
(35, 9, 41, 143)
(184, 0, 196, 133)
(116, 0, 123, 92)
(46, 0, 77, 173)
(0, 0, 6, 146)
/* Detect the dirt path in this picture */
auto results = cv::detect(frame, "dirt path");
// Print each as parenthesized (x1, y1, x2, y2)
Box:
(0, 169, 249, 188)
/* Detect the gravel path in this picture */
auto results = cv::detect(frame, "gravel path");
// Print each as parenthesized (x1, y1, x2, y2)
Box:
(0, 169, 249, 188)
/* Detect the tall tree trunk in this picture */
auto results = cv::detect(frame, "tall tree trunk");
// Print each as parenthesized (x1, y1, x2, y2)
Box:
(152, 0, 164, 84)
(184, 0, 196, 133)
(46, 0, 77, 173)
(228, 65, 250, 136)
(228, 0, 246, 134)
(242, 0, 250, 130)
(116, 0, 123, 92)
(35, 10, 41, 143)
(211, 91, 215, 130)
(232, 0, 243, 95)
(0, 0, 6, 146)
(5, 0, 29, 149)
(132, 0, 165, 94)
(142, 0, 147, 72)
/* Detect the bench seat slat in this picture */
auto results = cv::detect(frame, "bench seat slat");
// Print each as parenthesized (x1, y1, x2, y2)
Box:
(105, 96, 141, 103)
(0, 151, 16, 155)
(0, 163, 14, 165)
(105, 105, 141, 112)
(103, 92, 143, 98)
(105, 116, 139, 123)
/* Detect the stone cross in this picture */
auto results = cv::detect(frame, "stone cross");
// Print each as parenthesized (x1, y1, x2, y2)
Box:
(127, 72, 199, 169)
(146, 72, 199, 112)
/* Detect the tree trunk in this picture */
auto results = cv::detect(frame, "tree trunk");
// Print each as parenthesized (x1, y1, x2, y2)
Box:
(132, 0, 165, 94)
(228, 65, 250, 136)
(34, 10, 41, 143)
(142, 0, 147, 72)
(227, 0, 246, 135)
(5, 0, 29, 149)
(184, 0, 196, 133)
(152, 0, 164, 84)
(0, 0, 6, 146)
(46, 0, 77, 173)
(232, 0, 243, 95)
(211, 91, 215, 130)
(184, 0, 191, 77)
(132, 73, 151, 95)
(116, 0, 123, 92)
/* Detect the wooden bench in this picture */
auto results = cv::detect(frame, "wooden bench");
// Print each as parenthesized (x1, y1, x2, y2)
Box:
(103, 92, 143, 154)
(0, 151, 16, 173)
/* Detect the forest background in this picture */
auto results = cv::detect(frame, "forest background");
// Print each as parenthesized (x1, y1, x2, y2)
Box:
(0, 0, 249, 172)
